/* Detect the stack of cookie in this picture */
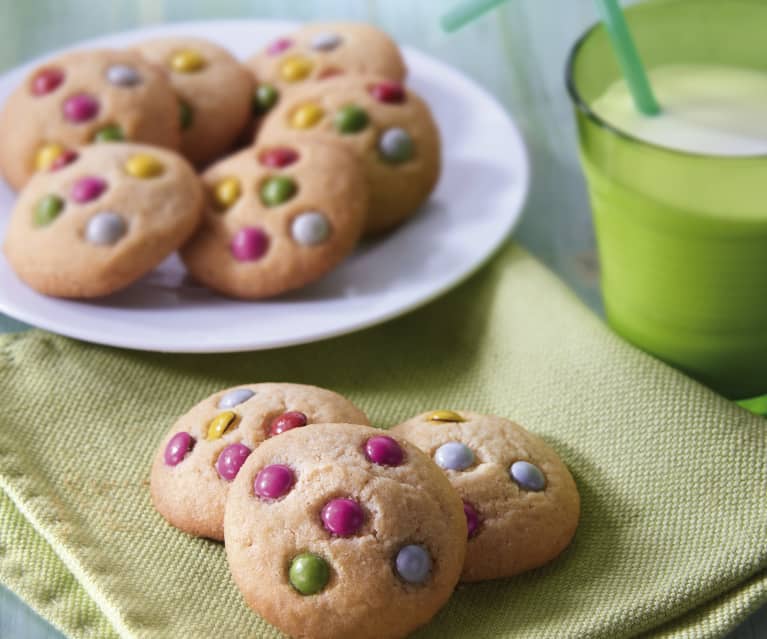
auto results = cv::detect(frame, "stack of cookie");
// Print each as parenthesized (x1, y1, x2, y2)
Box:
(150, 383, 581, 639)
(0, 23, 441, 300)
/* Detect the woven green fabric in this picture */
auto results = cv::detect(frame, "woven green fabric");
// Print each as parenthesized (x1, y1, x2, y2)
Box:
(0, 244, 765, 639)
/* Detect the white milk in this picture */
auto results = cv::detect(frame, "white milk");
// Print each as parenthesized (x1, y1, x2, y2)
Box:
(590, 64, 767, 156)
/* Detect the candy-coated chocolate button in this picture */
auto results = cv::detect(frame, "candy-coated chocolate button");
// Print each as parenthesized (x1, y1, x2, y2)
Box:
(291, 211, 330, 246)
(106, 64, 141, 87)
(231, 226, 269, 261)
(125, 154, 164, 179)
(463, 501, 480, 539)
(31, 68, 64, 96)
(334, 105, 368, 134)
(179, 101, 194, 130)
(510, 460, 546, 491)
(217, 388, 255, 409)
(71, 176, 107, 203)
(369, 81, 406, 104)
(85, 212, 127, 245)
(207, 411, 237, 440)
(213, 177, 241, 210)
(395, 545, 432, 584)
(63, 93, 99, 123)
(50, 150, 78, 171)
(280, 56, 313, 82)
(427, 410, 465, 423)
(321, 498, 364, 536)
(216, 443, 251, 481)
(317, 67, 343, 80)
(364, 435, 404, 467)
(253, 84, 279, 115)
(260, 176, 296, 206)
(259, 147, 299, 168)
(379, 127, 414, 163)
(93, 124, 124, 142)
(434, 442, 474, 471)
(266, 37, 293, 55)
(289, 553, 329, 595)
(34, 195, 64, 227)
(290, 103, 324, 129)
(35, 143, 66, 171)
(254, 464, 295, 499)
(170, 49, 206, 73)
(164, 432, 194, 466)
(269, 411, 308, 437)
(311, 32, 342, 51)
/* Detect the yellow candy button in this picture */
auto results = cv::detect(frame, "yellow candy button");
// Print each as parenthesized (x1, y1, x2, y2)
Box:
(34, 143, 65, 171)
(427, 410, 465, 423)
(213, 176, 241, 209)
(125, 154, 164, 179)
(290, 103, 324, 129)
(207, 411, 237, 440)
(280, 56, 313, 82)
(170, 49, 206, 73)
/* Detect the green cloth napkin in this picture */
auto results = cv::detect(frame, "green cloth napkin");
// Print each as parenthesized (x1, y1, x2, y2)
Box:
(0, 244, 765, 639)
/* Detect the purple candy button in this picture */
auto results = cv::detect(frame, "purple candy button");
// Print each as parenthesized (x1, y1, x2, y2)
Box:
(71, 176, 107, 203)
(321, 498, 364, 536)
(364, 435, 404, 467)
(216, 443, 251, 481)
(267, 37, 293, 55)
(463, 501, 480, 539)
(254, 464, 295, 499)
(164, 432, 194, 466)
(231, 226, 269, 261)
(63, 93, 99, 122)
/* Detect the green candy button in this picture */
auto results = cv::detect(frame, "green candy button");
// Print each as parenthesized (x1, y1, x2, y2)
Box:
(93, 124, 124, 142)
(179, 101, 194, 130)
(334, 104, 368, 134)
(34, 194, 64, 227)
(253, 84, 279, 115)
(260, 176, 296, 206)
(289, 553, 330, 596)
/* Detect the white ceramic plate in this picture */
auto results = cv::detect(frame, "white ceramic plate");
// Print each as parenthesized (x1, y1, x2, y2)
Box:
(0, 19, 529, 352)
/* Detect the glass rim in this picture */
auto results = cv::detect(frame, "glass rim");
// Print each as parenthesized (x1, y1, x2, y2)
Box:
(564, 16, 767, 161)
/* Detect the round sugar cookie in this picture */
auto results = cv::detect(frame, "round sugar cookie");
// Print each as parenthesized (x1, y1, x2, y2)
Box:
(224, 423, 466, 639)
(3, 143, 202, 298)
(0, 48, 180, 190)
(257, 74, 440, 235)
(246, 22, 406, 119)
(132, 37, 254, 166)
(180, 138, 368, 299)
(391, 411, 580, 582)
(150, 383, 369, 541)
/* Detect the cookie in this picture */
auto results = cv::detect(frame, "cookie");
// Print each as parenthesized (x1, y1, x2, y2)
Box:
(0, 48, 180, 190)
(257, 75, 440, 234)
(180, 138, 368, 299)
(150, 383, 369, 541)
(132, 37, 254, 166)
(3, 143, 202, 298)
(224, 423, 466, 639)
(246, 22, 406, 119)
(391, 411, 580, 582)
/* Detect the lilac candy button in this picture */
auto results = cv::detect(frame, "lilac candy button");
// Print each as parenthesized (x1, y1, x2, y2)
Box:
(510, 460, 546, 491)
(164, 432, 194, 466)
(321, 498, 364, 536)
(63, 93, 99, 123)
(364, 435, 404, 467)
(71, 176, 107, 203)
(216, 443, 251, 481)
(254, 464, 295, 499)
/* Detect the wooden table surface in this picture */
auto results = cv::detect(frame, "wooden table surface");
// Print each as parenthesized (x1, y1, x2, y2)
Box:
(0, 1, 764, 637)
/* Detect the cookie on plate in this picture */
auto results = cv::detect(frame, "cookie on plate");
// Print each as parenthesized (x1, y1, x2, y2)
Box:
(150, 383, 369, 541)
(132, 37, 254, 166)
(224, 423, 466, 639)
(0, 49, 180, 190)
(391, 411, 580, 582)
(246, 22, 406, 119)
(3, 143, 202, 298)
(180, 138, 368, 299)
(257, 75, 440, 235)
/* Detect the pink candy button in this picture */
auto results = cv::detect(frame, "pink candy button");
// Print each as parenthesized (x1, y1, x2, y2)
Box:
(164, 432, 194, 466)
(216, 443, 251, 481)
(70, 176, 107, 203)
(269, 411, 308, 437)
(254, 464, 295, 499)
(63, 93, 99, 123)
(231, 226, 269, 262)
(267, 37, 293, 55)
(463, 501, 480, 539)
(31, 68, 64, 96)
(259, 147, 299, 168)
(364, 435, 404, 467)
(50, 150, 78, 171)
(369, 81, 405, 104)
(321, 498, 364, 537)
